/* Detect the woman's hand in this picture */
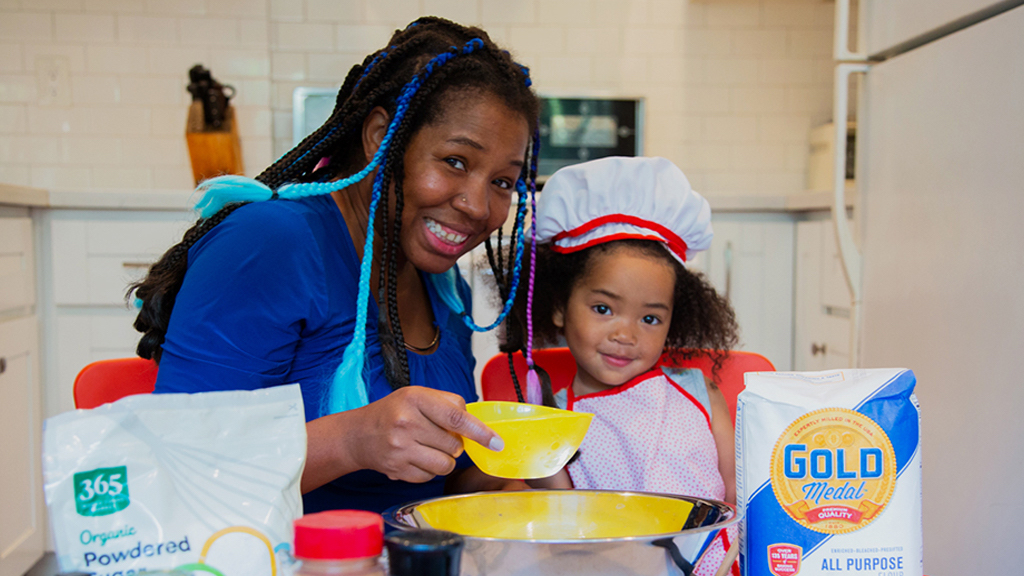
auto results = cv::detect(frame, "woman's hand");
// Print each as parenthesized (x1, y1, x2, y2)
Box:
(302, 386, 503, 493)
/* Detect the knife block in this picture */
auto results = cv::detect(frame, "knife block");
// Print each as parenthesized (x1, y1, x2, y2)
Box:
(185, 101, 244, 185)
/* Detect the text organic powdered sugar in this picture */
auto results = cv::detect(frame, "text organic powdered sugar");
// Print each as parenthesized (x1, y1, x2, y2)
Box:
(43, 384, 306, 576)
(736, 369, 922, 576)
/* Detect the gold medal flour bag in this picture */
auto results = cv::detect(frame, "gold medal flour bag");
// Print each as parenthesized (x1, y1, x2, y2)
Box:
(43, 384, 306, 576)
(736, 369, 922, 576)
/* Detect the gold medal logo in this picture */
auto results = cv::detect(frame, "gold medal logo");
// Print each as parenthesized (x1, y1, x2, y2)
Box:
(770, 408, 896, 534)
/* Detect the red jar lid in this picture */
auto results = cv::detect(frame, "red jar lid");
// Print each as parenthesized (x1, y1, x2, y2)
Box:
(293, 510, 384, 560)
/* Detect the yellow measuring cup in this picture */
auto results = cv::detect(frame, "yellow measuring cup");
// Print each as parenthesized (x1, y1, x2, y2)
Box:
(463, 401, 593, 479)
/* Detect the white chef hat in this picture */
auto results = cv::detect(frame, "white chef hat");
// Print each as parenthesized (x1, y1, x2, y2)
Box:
(535, 156, 712, 265)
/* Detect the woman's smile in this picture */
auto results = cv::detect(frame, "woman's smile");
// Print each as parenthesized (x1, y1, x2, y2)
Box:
(423, 217, 471, 254)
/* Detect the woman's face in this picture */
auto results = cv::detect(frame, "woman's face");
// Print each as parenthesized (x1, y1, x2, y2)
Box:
(398, 92, 530, 274)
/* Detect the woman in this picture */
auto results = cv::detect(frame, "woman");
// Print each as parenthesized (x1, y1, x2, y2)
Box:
(130, 18, 540, 514)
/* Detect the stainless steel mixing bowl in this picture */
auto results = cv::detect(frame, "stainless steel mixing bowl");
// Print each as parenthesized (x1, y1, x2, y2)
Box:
(383, 490, 739, 576)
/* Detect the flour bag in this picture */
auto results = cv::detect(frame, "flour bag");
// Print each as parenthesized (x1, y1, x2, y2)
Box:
(43, 384, 306, 576)
(736, 369, 922, 576)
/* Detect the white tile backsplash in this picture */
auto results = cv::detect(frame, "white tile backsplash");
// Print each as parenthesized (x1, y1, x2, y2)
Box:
(86, 46, 149, 74)
(81, 107, 153, 136)
(481, 0, 538, 26)
(306, 0, 364, 24)
(564, 27, 622, 56)
(0, 103, 27, 133)
(0, 163, 30, 186)
(208, 0, 268, 19)
(56, 14, 117, 43)
(269, 0, 304, 22)
(334, 23, 393, 52)
(119, 77, 185, 106)
(0, 13, 54, 42)
(509, 26, 566, 56)
(31, 164, 92, 188)
(179, 17, 240, 46)
(1, 0, 835, 193)
(362, 0, 420, 26)
(210, 49, 271, 78)
(731, 86, 786, 113)
(63, 136, 122, 165)
(733, 30, 788, 57)
(271, 52, 306, 81)
(424, 0, 481, 24)
(0, 44, 24, 72)
(120, 137, 187, 166)
(117, 16, 179, 44)
(92, 166, 153, 188)
(71, 74, 120, 105)
(706, 1, 761, 29)
(306, 52, 356, 82)
(144, 0, 206, 17)
(703, 116, 758, 143)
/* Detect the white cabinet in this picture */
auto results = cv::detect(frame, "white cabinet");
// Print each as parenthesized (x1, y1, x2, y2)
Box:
(0, 216, 35, 316)
(793, 216, 852, 370)
(43, 209, 193, 417)
(0, 209, 45, 576)
(699, 213, 795, 371)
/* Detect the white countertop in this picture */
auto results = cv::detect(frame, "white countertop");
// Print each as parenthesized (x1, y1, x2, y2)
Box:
(0, 183, 854, 213)
(0, 184, 194, 211)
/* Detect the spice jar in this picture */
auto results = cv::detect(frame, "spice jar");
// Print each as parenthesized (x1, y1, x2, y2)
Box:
(293, 510, 386, 576)
(385, 530, 464, 576)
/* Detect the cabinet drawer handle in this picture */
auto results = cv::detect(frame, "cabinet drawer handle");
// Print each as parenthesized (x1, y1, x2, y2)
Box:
(811, 343, 827, 356)
(0, 357, 6, 375)
(723, 241, 733, 301)
(122, 262, 152, 270)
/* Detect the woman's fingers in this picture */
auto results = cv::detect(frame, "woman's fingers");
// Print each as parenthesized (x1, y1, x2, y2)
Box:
(356, 386, 503, 483)
(414, 389, 505, 452)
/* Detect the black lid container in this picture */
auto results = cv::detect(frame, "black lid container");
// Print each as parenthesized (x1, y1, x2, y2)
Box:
(385, 530, 464, 576)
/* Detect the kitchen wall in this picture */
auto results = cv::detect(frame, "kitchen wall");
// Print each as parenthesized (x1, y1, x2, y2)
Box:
(0, 0, 834, 195)
(0, 0, 274, 191)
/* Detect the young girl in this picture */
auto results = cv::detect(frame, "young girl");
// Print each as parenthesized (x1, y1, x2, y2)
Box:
(505, 156, 740, 575)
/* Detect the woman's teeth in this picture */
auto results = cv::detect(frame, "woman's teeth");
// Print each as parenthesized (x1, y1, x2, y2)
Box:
(426, 219, 468, 244)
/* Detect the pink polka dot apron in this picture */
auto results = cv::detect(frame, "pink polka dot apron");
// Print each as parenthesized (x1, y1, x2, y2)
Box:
(566, 368, 738, 576)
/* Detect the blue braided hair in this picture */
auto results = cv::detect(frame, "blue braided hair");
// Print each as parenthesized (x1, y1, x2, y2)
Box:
(130, 17, 540, 415)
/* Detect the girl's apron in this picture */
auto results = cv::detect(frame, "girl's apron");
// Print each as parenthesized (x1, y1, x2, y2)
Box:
(566, 367, 739, 576)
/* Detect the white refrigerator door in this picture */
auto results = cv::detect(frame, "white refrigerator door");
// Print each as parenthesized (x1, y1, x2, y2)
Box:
(859, 7, 1024, 574)
(862, 0, 1014, 54)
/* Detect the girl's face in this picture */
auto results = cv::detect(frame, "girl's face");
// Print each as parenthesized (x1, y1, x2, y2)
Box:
(399, 92, 530, 274)
(554, 245, 676, 395)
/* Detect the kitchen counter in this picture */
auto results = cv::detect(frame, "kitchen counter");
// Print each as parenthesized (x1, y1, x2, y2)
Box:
(0, 184, 193, 211)
(1, 183, 854, 213)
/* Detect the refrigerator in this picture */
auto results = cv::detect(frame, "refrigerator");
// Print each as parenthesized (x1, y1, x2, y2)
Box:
(836, 1, 1024, 573)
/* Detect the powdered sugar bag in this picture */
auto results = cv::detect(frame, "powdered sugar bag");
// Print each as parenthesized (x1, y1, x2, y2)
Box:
(43, 384, 306, 576)
(736, 369, 922, 576)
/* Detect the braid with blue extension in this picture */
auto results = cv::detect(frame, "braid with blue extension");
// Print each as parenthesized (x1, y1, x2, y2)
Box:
(355, 45, 392, 88)
(325, 37, 489, 414)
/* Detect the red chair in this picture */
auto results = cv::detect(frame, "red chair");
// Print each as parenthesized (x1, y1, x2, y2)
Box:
(73, 357, 159, 409)
(480, 348, 775, 425)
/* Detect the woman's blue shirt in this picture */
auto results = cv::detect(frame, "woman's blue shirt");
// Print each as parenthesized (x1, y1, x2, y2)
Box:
(154, 194, 478, 514)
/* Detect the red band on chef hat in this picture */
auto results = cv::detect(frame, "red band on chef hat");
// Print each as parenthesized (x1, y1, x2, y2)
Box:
(536, 156, 712, 265)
